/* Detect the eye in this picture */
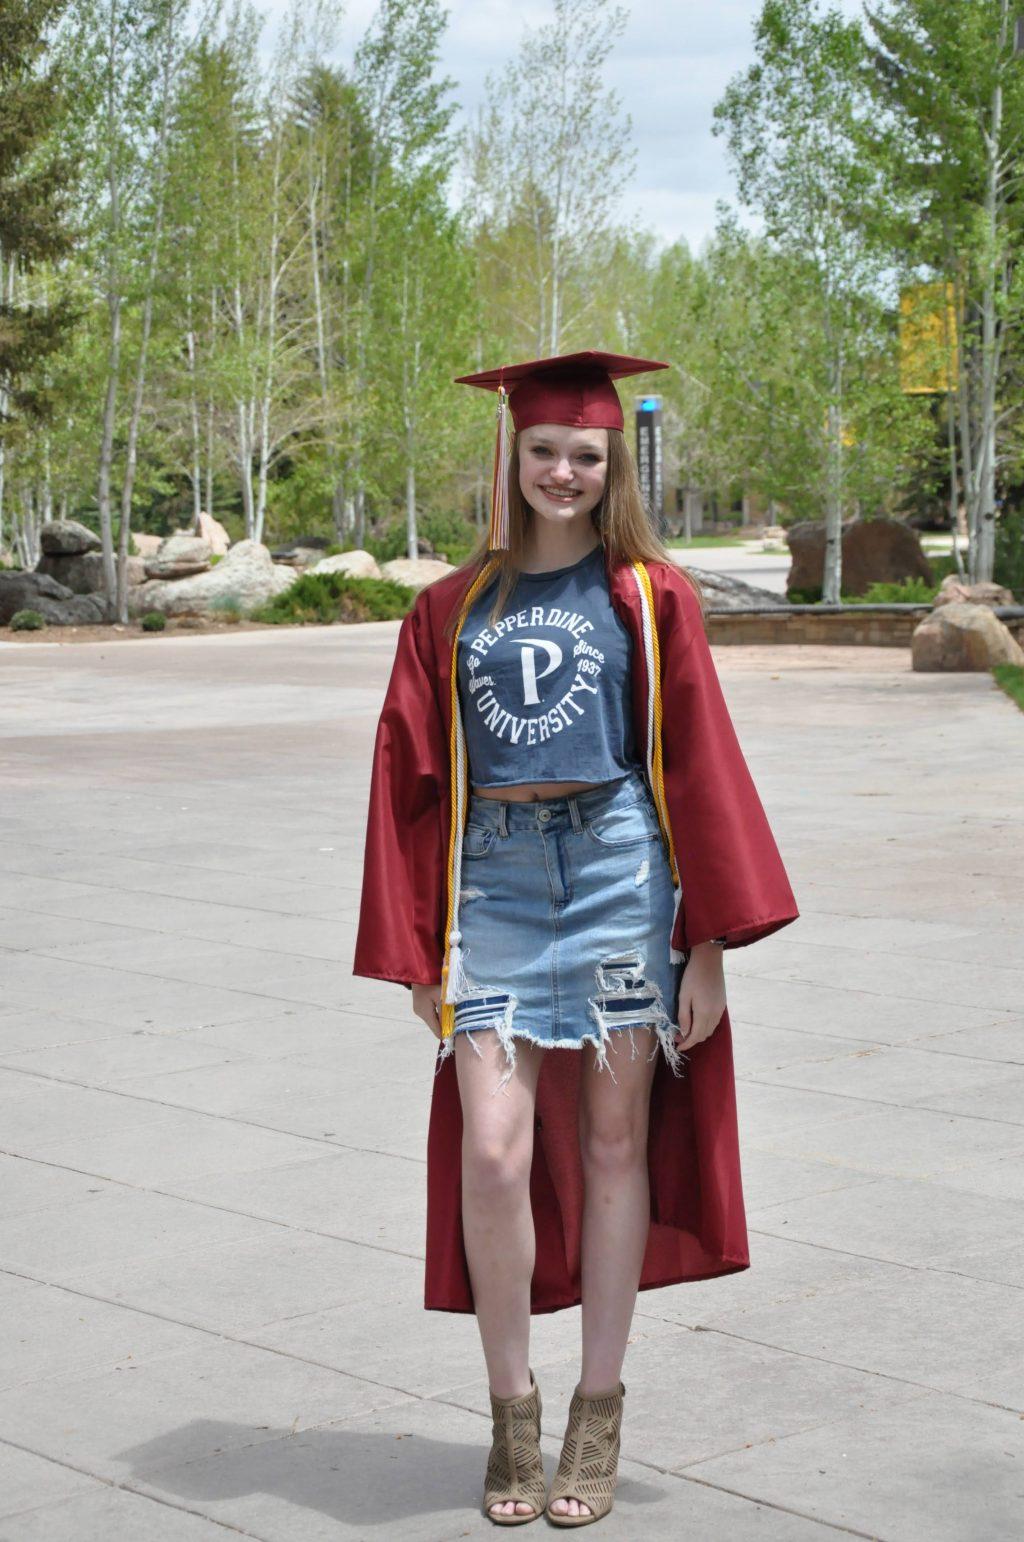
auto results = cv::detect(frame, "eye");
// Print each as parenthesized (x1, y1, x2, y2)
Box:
(530, 445, 553, 457)
(577, 453, 600, 464)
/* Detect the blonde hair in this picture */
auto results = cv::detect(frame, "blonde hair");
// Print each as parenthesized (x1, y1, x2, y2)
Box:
(442, 428, 705, 640)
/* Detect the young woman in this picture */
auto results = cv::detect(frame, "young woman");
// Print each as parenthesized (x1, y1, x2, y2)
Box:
(353, 351, 799, 1528)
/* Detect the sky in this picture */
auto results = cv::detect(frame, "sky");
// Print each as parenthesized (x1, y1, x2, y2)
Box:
(267, 0, 866, 252)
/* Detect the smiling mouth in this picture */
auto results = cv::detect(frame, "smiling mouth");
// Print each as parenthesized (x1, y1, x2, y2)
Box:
(540, 486, 582, 500)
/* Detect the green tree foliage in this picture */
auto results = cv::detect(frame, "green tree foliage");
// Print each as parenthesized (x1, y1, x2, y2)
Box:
(861, 0, 1024, 582)
(0, 0, 77, 423)
(3, 0, 1023, 587)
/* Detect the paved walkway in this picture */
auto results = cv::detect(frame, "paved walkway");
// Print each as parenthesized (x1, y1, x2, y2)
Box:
(0, 624, 1021, 1541)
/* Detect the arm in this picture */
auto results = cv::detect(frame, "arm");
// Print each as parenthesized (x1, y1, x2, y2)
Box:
(658, 568, 799, 952)
(352, 595, 448, 988)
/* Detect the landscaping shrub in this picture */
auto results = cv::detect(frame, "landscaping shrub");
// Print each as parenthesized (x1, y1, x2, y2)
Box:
(208, 594, 243, 621)
(845, 577, 940, 604)
(140, 612, 167, 631)
(251, 571, 416, 625)
(995, 510, 1024, 600)
(992, 662, 1024, 712)
(10, 609, 45, 631)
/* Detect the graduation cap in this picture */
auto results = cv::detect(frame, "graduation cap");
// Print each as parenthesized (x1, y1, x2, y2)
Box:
(455, 350, 669, 550)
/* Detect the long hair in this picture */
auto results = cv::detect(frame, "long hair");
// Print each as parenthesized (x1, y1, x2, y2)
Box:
(441, 428, 705, 641)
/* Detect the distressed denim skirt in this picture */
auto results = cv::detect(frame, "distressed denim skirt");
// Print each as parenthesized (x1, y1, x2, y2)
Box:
(438, 768, 685, 1093)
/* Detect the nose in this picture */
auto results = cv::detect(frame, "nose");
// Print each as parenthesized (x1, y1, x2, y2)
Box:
(550, 457, 574, 483)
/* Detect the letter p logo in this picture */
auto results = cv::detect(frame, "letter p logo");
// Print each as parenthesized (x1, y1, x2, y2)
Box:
(517, 638, 562, 705)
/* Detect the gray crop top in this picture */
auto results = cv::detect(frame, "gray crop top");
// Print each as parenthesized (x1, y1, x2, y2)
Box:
(455, 543, 643, 788)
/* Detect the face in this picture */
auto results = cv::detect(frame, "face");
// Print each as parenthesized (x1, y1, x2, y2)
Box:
(517, 424, 609, 525)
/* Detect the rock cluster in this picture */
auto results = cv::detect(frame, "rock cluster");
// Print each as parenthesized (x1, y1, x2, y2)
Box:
(129, 538, 298, 617)
(0, 571, 107, 626)
(686, 567, 789, 611)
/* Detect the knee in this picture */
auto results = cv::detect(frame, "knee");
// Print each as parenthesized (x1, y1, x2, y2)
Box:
(462, 1135, 532, 1204)
(579, 1117, 647, 1177)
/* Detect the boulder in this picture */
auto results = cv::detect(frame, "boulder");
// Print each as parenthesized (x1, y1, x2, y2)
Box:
(272, 546, 326, 569)
(933, 575, 1014, 609)
(128, 538, 297, 617)
(0, 570, 107, 626)
(132, 532, 164, 559)
(274, 535, 330, 554)
(36, 551, 147, 595)
(144, 533, 212, 580)
(310, 550, 382, 580)
(39, 519, 101, 557)
(195, 512, 231, 556)
(684, 566, 789, 612)
(912, 601, 1024, 672)
(787, 517, 933, 597)
(379, 556, 454, 590)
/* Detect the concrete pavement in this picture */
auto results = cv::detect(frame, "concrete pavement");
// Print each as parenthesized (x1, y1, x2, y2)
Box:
(0, 623, 1022, 1540)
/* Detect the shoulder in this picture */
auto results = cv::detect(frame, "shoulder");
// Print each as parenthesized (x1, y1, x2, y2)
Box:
(415, 559, 490, 621)
(632, 557, 706, 644)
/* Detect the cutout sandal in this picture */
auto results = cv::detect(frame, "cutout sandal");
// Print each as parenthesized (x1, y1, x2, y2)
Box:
(483, 1367, 546, 1526)
(545, 1380, 625, 1528)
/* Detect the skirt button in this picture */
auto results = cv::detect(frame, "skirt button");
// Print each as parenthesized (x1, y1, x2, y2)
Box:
(539, 809, 551, 821)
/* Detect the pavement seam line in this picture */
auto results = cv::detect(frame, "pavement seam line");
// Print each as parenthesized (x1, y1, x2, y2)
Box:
(0, 1433, 267, 1539)
(630, 1309, 1022, 1415)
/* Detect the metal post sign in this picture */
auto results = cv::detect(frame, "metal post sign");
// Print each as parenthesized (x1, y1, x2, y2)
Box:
(635, 395, 663, 530)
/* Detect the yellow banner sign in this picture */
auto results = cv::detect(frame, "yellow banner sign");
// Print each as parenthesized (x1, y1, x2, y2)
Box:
(899, 282, 958, 395)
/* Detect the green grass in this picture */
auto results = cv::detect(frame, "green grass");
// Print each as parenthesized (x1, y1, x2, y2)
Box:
(667, 534, 751, 549)
(251, 570, 417, 625)
(992, 663, 1024, 713)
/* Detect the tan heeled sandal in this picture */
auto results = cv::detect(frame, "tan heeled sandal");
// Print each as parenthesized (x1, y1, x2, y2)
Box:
(483, 1367, 547, 1526)
(545, 1380, 625, 1527)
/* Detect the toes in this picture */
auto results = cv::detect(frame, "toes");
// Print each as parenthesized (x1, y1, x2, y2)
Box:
(550, 1497, 591, 1517)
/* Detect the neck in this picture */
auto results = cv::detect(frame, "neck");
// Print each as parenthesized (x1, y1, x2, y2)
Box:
(519, 518, 601, 573)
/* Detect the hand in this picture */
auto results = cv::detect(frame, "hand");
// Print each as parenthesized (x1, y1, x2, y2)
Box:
(412, 982, 443, 1039)
(674, 941, 726, 1055)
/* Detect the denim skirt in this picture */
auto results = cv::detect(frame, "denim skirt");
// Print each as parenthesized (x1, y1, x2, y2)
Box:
(438, 767, 686, 1092)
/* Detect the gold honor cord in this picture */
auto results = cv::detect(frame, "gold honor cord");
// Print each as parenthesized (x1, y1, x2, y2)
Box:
(631, 561, 679, 889)
(440, 556, 501, 1037)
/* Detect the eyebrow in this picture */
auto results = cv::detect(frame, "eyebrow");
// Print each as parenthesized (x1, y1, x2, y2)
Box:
(526, 436, 606, 454)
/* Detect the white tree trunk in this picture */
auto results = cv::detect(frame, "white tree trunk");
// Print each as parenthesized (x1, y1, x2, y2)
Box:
(96, 0, 122, 618)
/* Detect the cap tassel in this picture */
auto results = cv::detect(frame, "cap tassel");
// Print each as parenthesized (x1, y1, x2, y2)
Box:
(488, 385, 511, 551)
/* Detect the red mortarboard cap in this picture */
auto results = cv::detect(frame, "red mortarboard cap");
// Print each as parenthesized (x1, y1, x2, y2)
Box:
(455, 349, 669, 433)
(455, 350, 669, 549)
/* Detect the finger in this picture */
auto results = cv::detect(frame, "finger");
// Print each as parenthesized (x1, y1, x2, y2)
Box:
(677, 1017, 712, 1051)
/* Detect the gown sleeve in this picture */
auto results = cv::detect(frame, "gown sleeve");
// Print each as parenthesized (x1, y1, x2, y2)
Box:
(658, 567, 799, 952)
(352, 594, 449, 988)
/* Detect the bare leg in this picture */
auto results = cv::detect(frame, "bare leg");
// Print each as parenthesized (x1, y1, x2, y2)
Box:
(549, 1026, 658, 1519)
(455, 1029, 545, 1520)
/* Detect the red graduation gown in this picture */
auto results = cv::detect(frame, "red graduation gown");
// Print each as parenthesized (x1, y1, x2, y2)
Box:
(353, 547, 799, 1313)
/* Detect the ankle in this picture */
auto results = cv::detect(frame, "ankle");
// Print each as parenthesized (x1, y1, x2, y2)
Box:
(489, 1366, 536, 1402)
(576, 1378, 623, 1400)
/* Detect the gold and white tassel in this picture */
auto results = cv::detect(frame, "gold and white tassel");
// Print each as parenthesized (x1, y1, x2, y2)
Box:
(488, 385, 511, 551)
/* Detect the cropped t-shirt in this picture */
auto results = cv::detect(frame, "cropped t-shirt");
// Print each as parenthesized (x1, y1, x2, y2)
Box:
(455, 543, 642, 787)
